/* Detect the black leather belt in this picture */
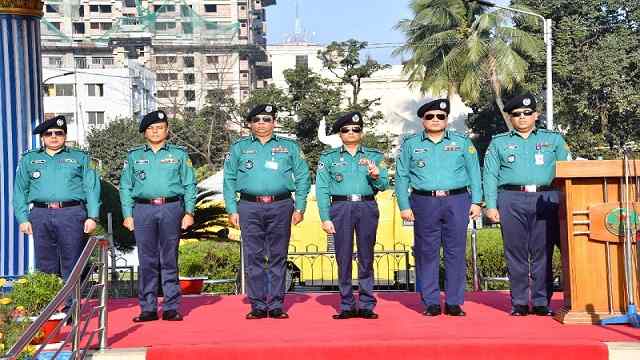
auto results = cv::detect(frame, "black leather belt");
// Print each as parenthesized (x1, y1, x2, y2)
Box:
(499, 185, 554, 192)
(240, 193, 291, 203)
(33, 200, 83, 209)
(412, 187, 468, 197)
(331, 195, 375, 202)
(135, 196, 181, 205)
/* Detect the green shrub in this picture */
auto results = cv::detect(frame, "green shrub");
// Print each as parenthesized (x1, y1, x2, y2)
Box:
(11, 272, 64, 317)
(178, 239, 241, 293)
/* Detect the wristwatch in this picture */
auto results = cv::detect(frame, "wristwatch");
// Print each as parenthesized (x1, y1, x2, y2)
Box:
(294, 209, 304, 215)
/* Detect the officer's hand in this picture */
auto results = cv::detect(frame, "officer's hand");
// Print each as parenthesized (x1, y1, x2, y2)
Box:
(228, 213, 240, 229)
(321, 220, 336, 234)
(181, 214, 194, 230)
(469, 204, 482, 220)
(400, 209, 415, 222)
(123, 217, 135, 231)
(485, 208, 500, 223)
(19, 222, 33, 235)
(84, 218, 97, 234)
(367, 160, 380, 179)
(292, 211, 304, 225)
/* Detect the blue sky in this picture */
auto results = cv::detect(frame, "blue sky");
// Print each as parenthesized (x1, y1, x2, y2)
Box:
(266, 0, 511, 65)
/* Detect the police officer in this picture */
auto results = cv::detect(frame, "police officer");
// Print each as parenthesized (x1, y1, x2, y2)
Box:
(316, 112, 389, 320)
(224, 104, 311, 320)
(395, 99, 483, 317)
(13, 115, 101, 282)
(120, 110, 197, 322)
(483, 94, 571, 317)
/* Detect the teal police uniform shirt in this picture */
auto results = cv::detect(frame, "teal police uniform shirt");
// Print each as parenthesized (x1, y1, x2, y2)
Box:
(315, 145, 390, 221)
(483, 128, 572, 209)
(395, 129, 483, 211)
(223, 135, 311, 214)
(119, 143, 197, 218)
(13, 147, 101, 224)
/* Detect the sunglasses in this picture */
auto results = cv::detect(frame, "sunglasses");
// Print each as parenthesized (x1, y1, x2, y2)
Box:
(340, 126, 362, 134)
(43, 130, 65, 137)
(249, 115, 274, 123)
(423, 114, 447, 121)
(510, 110, 535, 117)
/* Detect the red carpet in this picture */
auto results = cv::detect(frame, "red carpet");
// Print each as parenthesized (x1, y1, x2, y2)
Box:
(97, 292, 640, 360)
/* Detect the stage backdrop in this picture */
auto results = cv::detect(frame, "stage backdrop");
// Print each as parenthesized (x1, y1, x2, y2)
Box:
(0, 1, 44, 276)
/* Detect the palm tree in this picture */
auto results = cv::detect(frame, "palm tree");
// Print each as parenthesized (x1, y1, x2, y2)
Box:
(395, 0, 543, 129)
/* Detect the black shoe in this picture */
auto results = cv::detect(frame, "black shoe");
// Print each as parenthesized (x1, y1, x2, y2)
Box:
(332, 309, 358, 319)
(510, 305, 529, 316)
(531, 305, 554, 316)
(268, 309, 289, 319)
(162, 310, 183, 321)
(133, 311, 159, 323)
(359, 309, 379, 319)
(423, 304, 442, 316)
(444, 304, 466, 316)
(246, 309, 268, 320)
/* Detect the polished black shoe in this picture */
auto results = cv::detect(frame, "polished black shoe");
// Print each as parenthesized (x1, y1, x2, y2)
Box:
(359, 309, 379, 319)
(531, 306, 554, 316)
(510, 305, 529, 316)
(133, 311, 159, 323)
(423, 304, 442, 316)
(246, 309, 268, 319)
(268, 309, 289, 319)
(332, 309, 358, 319)
(162, 310, 183, 321)
(444, 304, 466, 316)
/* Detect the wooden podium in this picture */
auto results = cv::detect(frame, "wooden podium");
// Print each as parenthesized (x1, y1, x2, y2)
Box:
(554, 160, 640, 324)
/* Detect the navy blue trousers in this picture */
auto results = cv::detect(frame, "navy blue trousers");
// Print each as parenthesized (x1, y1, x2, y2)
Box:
(30, 205, 87, 280)
(133, 201, 183, 313)
(498, 190, 560, 307)
(411, 193, 471, 306)
(330, 200, 379, 311)
(238, 198, 294, 311)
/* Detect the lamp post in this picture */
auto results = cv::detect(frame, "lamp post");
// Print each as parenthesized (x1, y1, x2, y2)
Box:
(42, 71, 75, 87)
(42, 70, 79, 144)
(471, 0, 554, 129)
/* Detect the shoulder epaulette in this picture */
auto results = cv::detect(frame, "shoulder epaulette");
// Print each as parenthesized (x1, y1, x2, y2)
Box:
(232, 136, 251, 145)
(365, 147, 383, 154)
(321, 148, 339, 156)
(491, 132, 510, 139)
(448, 130, 468, 139)
(67, 147, 88, 154)
(21, 148, 38, 156)
(537, 128, 558, 134)
(128, 145, 145, 152)
(168, 144, 187, 151)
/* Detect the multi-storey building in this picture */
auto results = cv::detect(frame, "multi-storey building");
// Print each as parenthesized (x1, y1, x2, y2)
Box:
(40, 0, 275, 142)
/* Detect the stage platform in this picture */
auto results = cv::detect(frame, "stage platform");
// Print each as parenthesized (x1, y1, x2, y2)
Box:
(90, 292, 640, 360)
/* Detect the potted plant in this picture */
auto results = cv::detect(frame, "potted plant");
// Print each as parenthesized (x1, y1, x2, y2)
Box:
(10, 272, 65, 344)
(178, 242, 208, 295)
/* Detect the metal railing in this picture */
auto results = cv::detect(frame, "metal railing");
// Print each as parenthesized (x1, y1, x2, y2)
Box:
(2, 236, 110, 360)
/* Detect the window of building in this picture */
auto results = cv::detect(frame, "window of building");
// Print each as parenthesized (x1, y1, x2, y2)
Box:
(183, 56, 194, 68)
(182, 22, 193, 34)
(92, 57, 114, 66)
(48, 56, 63, 67)
(87, 84, 104, 97)
(43, 84, 54, 96)
(184, 90, 196, 101)
(155, 22, 176, 32)
(46, 4, 60, 13)
(101, 22, 112, 31)
(74, 57, 87, 69)
(77, 6, 84, 17)
(296, 55, 309, 69)
(90, 22, 99, 30)
(123, 0, 136, 8)
(72, 22, 85, 34)
(206, 73, 219, 81)
(157, 73, 178, 81)
(180, 5, 192, 16)
(155, 56, 177, 65)
(184, 73, 195, 84)
(157, 90, 178, 98)
(206, 55, 219, 64)
(87, 111, 105, 126)
(204, 4, 217, 13)
(48, 22, 61, 31)
(89, 5, 99, 12)
(154, 5, 175, 13)
(55, 84, 74, 96)
(99, 5, 112, 13)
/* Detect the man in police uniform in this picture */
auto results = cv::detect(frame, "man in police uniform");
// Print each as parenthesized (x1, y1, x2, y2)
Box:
(316, 112, 389, 320)
(484, 94, 571, 316)
(223, 104, 310, 320)
(14, 115, 101, 281)
(120, 110, 197, 322)
(395, 99, 483, 317)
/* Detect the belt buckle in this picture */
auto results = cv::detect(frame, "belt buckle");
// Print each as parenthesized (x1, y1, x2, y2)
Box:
(48, 202, 61, 209)
(257, 196, 273, 203)
(434, 190, 448, 197)
(524, 185, 537, 193)
(350, 195, 362, 201)
(150, 198, 165, 205)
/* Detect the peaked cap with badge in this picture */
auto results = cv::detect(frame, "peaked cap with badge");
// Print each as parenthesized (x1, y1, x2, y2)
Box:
(246, 104, 277, 121)
(417, 99, 450, 118)
(33, 115, 67, 135)
(503, 94, 537, 113)
(139, 110, 168, 133)
(331, 111, 364, 134)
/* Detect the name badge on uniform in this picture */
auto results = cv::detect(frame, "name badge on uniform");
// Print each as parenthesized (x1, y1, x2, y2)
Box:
(242, 149, 257, 155)
(332, 161, 347, 167)
(444, 144, 461, 152)
(414, 148, 427, 153)
(135, 159, 149, 165)
(535, 153, 544, 166)
(265, 160, 279, 170)
(160, 158, 179, 164)
(59, 158, 78, 164)
(507, 144, 518, 150)
(30, 160, 46, 164)
(271, 146, 289, 154)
